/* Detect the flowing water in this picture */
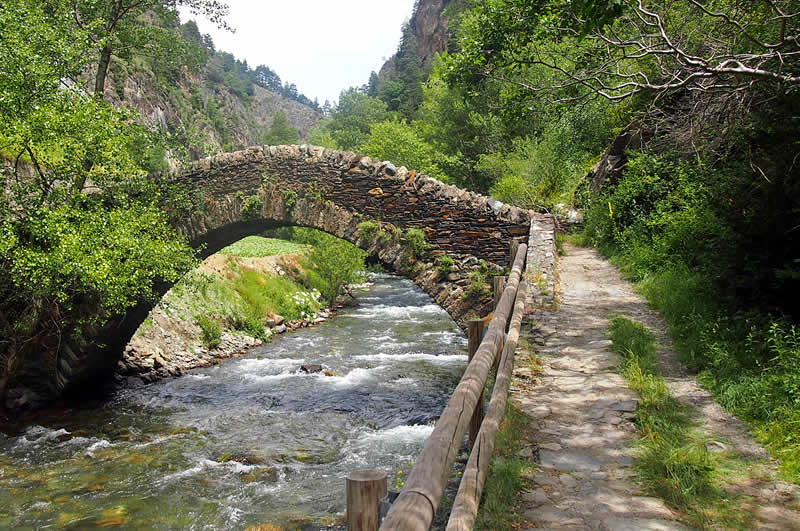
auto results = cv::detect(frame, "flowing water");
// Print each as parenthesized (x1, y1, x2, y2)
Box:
(0, 274, 467, 529)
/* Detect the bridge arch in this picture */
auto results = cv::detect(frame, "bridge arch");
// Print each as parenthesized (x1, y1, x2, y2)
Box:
(52, 145, 531, 396)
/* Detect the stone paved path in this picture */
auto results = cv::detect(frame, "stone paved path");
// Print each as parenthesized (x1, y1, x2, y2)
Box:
(510, 243, 800, 530)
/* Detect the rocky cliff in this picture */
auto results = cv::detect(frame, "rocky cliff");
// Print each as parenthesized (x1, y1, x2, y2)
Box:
(101, 56, 321, 160)
(379, 0, 455, 78)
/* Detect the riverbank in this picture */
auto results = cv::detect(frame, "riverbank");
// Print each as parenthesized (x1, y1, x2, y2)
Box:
(117, 236, 364, 384)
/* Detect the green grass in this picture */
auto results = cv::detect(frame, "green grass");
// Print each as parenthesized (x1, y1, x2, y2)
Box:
(558, 232, 588, 248)
(475, 401, 535, 531)
(152, 259, 320, 343)
(608, 315, 764, 528)
(219, 236, 308, 257)
(636, 271, 800, 483)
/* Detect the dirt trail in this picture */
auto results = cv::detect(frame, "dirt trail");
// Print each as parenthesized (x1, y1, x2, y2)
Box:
(510, 243, 800, 530)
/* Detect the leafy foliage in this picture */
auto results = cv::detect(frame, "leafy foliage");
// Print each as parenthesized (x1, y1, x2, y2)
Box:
(271, 227, 367, 304)
(360, 119, 454, 182)
(309, 89, 392, 151)
(263, 111, 299, 145)
(0, 0, 196, 405)
(301, 231, 367, 304)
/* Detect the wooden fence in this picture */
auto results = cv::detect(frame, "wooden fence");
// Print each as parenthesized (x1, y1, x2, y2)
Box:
(375, 243, 529, 530)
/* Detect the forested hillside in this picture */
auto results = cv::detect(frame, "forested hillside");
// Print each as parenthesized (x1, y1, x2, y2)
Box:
(95, 12, 322, 159)
(314, 0, 800, 483)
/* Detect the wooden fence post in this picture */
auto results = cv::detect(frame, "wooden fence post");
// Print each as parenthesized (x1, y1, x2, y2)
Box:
(347, 469, 388, 531)
(492, 276, 505, 310)
(468, 319, 485, 451)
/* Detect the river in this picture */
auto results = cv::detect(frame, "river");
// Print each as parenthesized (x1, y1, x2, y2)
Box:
(0, 274, 468, 529)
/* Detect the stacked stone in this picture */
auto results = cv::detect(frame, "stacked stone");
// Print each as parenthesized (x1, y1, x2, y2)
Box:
(177, 144, 530, 266)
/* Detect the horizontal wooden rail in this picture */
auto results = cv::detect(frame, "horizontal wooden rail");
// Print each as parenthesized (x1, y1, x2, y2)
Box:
(447, 280, 528, 530)
(380, 243, 528, 531)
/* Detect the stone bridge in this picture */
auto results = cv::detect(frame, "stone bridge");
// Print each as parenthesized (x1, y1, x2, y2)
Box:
(177, 144, 530, 264)
(52, 144, 543, 397)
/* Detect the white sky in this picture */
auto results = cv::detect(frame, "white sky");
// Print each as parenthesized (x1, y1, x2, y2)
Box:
(179, 1, 416, 106)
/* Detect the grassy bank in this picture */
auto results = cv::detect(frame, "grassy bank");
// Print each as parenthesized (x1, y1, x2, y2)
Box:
(139, 232, 366, 347)
(474, 400, 535, 531)
(608, 315, 769, 528)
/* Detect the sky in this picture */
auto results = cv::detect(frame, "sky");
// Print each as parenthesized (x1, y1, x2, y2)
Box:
(179, 0, 417, 106)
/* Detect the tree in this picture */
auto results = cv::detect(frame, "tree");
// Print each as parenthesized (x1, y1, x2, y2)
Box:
(361, 119, 454, 183)
(323, 89, 392, 151)
(263, 111, 299, 145)
(446, 0, 799, 104)
(72, 0, 230, 99)
(377, 23, 427, 118)
(0, 0, 196, 411)
(367, 71, 380, 97)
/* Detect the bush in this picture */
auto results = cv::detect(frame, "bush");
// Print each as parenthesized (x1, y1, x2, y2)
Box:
(404, 228, 429, 258)
(464, 269, 488, 300)
(303, 232, 366, 303)
(196, 315, 222, 348)
(438, 255, 455, 274)
(283, 190, 298, 213)
(241, 195, 262, 220)
(357, 221, 379, 245)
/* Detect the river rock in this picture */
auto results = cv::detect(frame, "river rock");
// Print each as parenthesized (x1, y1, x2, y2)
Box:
(268, 312, 284, 326)
(300, 364, 323, 374)
(153, 351, 167, 369)
(275, 324, 287, 334)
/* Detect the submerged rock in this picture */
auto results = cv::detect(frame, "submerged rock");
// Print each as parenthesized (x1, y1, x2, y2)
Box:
(299, 364, 323, 374)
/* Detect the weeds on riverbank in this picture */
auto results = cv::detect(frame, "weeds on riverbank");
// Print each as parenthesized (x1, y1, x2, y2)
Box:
(608, 315, 761, 528)
(475, 401, 535, 531)
(149, 236, 346, 343)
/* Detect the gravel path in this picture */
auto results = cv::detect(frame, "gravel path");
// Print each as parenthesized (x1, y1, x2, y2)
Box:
(510, 243, 800, 530)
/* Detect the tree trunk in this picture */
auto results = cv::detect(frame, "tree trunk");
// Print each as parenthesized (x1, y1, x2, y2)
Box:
(94, 41, 113, 99)
(93, 0, 124, 100)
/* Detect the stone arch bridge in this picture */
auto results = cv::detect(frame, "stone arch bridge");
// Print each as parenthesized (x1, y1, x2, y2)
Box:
(52, 144, 544, 397)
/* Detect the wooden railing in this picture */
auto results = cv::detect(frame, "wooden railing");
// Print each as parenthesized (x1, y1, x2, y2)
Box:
(377, 243, 529, 530)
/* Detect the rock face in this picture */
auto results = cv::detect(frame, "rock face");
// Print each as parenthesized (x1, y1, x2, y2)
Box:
(101, 65, 322, 159)
(582, 122, 652, 196)
(379, 0, 454, 78)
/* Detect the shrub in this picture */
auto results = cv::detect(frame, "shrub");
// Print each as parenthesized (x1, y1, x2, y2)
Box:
(283, 190, 298, 213)
(196, 315, 222, 348)
(438, 255, 455, 274)
(357, 221, 379, 245)
(464, 269, 488, 300)
(405, 228, 429, 258)
(241, 195, 262, 220)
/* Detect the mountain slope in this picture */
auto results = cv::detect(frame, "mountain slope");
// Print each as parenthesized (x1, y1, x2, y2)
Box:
(99, 21, 323, 160)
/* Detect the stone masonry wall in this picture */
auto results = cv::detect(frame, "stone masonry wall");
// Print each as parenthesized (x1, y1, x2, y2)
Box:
(175, 144, 530, 266)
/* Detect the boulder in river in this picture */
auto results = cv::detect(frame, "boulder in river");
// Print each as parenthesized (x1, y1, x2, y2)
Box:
(300, 364, 323, 374)
(267, 312, 285, 326)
